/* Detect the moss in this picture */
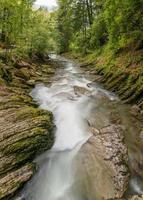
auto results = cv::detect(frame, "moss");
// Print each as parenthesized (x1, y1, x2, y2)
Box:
(10, 94, 34, 106)
(14, 68, 31, 80)
(0, 58, 56, 199)
(13, 107, 53, 125)
(0, 66, 12, 83)
(14, 107, 43, 120)
(4, 131, 53, 155)
(0, 78, 6, 85)
(42, 64, 55, 74)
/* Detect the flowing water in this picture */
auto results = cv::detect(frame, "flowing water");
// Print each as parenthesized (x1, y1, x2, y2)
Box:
(17, 55, 143, 200)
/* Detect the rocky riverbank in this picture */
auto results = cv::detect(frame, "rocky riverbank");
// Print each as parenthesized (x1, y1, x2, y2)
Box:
(64, 50, 143, 122)
(0, 57, 56, 199)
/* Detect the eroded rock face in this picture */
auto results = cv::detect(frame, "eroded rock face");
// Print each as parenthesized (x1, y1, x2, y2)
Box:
(76, 125, 129, 200)
(0, 60, 56, 199)
(0, 164, 34, 199)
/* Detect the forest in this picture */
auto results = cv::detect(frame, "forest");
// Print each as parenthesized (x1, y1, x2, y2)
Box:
(0, 0, 143, 200)
(0, 0, 57, 58)
(1, 0, 143, 56)
(57, 0, 143, 54)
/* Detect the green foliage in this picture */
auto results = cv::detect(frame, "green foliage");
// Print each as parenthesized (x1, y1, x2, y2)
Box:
(0, 0, 57, 58)
(57, 0, 143, 54)
(1, 0, 143, 57)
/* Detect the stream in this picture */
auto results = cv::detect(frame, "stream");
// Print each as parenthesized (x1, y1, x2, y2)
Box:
(17, 55, 143, 200)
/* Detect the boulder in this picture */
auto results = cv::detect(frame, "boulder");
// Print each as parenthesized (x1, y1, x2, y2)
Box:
(73, 86, 91, 96)
(76, 125, 129, 200)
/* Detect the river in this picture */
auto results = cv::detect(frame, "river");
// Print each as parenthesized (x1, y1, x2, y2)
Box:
(16, 55, 143, 200)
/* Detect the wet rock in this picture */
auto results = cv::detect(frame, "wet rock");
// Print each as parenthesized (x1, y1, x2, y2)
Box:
(128, 195, 143, 200)
(130, 105, 143, 121)
(53, 92, 76, 101)
(77, 125, 129, 200)
(14, 197, 25, 200)
(110, 111, 122, 125)
(73, 86, 91, 96)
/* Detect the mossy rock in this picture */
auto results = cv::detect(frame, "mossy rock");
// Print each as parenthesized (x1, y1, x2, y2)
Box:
(10, 94, 34, 106)
(14, 68, 31, 80)
(14, 106, 53, 122)
(0, 78, 6, 85)
(0, 66, 12, 83)
(41, 64, 55, 74)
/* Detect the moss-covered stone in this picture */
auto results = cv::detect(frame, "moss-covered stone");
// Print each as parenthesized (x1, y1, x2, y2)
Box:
(14, 68, 31, 80)
(0, 65, 12, 83)
(0, 58, 56, 199)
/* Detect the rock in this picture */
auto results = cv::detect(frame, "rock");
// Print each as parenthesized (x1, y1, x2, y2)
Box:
(41, 64, 55, 74)
(131, 105, 140, 116)
(52, 92, 76, 101)
(15, 60, 31, 69)
(14, 197, 25, 200)
(130, 105, 143, 121)
(139, 128, 143, 140)
(0, 164, 34, 199)
(14, 68, 31, 81)
(26, 79, 36, 87)
(128, 195, 143, 200)
(0, 59, 56, 199)
(73, 86, 91, 96)
(76, 125, 129, 200)
(0, 92, 55, 199)
(110, 111, 122, 125)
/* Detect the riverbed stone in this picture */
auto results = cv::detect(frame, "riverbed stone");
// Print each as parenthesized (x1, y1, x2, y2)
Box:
(77, 124, 129, 200)
(73, 85, 91, 96)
